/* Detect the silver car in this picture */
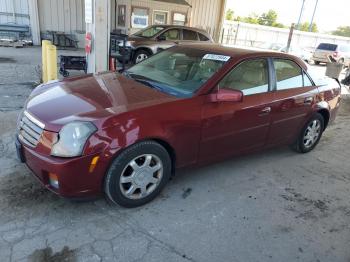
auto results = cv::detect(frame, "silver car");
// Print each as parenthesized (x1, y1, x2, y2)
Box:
(312, 43, 350, 65)
(119, 25, 213, 64)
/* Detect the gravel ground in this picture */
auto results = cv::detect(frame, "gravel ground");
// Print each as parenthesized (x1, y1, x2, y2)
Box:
(1, 46, 350, 262)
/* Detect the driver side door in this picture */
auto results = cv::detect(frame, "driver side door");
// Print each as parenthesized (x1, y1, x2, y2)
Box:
(199, 58, 273, 163)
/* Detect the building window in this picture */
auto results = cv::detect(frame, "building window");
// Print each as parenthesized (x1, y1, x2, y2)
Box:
(172, 12, 186, 26)
(153, 11, 168, 25)
(117, 5, 126, 27)
(131, 7, 149, 29)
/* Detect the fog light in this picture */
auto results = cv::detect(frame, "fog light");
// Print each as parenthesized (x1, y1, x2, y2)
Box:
(49, 173, 59, 189)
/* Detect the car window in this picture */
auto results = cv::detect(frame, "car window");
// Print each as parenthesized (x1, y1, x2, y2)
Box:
(134, 26, 165, 38)
(183, 29, 198, 41)
(218, 59, 269, 96)
(199, 33, 210, 41)
(317, 43, 337, 51)
(274, 59, 303, 90)
(161, 29, 180, 40)
(339, 45, 350, 52)
(303, 72, 313, 86)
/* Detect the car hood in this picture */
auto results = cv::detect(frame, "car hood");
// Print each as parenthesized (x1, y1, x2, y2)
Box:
(25, 72, 176, 132)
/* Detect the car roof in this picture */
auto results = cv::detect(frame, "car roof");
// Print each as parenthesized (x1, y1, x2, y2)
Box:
(174, 43, 308, 69)
(150, 24, 210, 35)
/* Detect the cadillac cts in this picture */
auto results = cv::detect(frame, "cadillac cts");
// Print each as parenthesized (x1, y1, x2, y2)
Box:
(16, 44, 341, 207)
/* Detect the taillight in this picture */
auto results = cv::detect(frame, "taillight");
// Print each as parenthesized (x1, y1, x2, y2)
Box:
(333, 51, 339, 57)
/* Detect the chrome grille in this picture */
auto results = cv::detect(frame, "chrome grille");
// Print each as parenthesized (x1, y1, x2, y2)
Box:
(18, 111, 45, 147)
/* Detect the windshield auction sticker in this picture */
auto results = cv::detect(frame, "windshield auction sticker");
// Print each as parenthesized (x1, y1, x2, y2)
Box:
(203, 54, 231, 62)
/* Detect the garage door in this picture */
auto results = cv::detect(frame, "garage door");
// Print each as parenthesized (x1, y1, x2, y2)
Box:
(0, 0, 30, 25)
(38, 0, 85, 33)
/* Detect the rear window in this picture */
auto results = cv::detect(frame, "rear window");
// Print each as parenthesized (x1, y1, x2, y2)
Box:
(317, 43, 337, 51)
(199, 33, 210, 41)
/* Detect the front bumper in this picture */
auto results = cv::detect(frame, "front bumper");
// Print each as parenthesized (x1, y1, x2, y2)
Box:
(16, 136, 107, 198)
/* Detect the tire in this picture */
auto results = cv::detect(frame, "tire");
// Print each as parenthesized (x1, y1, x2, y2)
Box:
(104, 141, 172, 208)
(291, 113, 325, 153)
(133, 49, 151, 64)
(314, 61, 320, 65)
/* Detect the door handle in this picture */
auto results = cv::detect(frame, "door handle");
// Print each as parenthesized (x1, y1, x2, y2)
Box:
(259, 107, 271, 115)
(304, 97, 313, 104)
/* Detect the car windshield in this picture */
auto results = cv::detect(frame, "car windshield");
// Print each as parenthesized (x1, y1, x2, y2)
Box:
(134, 26, 165, 38)
(125, 48, 230, 97)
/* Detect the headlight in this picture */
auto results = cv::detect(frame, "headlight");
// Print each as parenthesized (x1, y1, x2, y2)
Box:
(119, 41, 135, 47)
(51, 122, 97, 157)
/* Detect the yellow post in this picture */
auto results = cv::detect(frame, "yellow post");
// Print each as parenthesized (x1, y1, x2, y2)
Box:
(46, 44, 58, 82)
(41, 40, 51, 83)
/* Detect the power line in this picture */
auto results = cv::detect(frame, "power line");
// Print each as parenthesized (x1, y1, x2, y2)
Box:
(309, 0, 319, 32)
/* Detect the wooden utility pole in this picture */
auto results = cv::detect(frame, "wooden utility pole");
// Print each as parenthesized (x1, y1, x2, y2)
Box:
(286, 23, 295, 53)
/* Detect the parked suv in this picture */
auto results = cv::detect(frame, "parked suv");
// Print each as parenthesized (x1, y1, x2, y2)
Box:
(312, 43, 350, 65)
(117, 25, 213, 64)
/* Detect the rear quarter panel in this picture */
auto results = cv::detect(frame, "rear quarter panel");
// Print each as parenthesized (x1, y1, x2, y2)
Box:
(315, 78, 341, 123)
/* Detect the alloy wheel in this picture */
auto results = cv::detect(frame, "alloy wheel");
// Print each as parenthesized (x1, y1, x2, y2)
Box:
(303, 119, 321, 148)
(119, 154, 163, 200)
(135, 54, 148, 63)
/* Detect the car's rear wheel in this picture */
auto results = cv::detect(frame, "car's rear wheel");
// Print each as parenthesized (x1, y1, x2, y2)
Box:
(314, 61, 320, 65)
(291, 113, 324, 153)
(133, 50, 151, 64)
(104, 141, 171, 207)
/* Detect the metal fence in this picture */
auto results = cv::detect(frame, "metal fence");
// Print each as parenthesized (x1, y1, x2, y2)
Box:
(220, 21, 350, 51)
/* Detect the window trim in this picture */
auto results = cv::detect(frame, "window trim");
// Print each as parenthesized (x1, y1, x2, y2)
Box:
(216, 57, 271, 96)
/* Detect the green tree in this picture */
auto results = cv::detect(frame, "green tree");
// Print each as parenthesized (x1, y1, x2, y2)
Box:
(332, 26, 350, 37)
(236, 13, 259, 24)
(226, 9, 234, 21)
(258, 10, 278, 26)
(299, 22, 318, 32)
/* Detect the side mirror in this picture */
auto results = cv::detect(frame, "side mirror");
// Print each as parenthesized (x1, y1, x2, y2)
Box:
(209, 88, 243, 103)
(157, 35, 166, 41)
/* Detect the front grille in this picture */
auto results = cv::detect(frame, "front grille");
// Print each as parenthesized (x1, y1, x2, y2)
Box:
(18, 111, 45, 147)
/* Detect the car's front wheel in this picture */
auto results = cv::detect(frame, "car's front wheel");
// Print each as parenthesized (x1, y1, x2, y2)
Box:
(104, 141, 172, 207)
(291, 113, 324, 153)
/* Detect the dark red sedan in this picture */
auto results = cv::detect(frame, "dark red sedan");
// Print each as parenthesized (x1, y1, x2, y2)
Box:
(16, 44, 341, 207)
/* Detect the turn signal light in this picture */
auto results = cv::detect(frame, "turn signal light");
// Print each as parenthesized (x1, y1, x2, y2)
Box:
(89, 156, 100, 173)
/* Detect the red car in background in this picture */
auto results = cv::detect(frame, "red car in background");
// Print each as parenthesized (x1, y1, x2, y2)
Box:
(16, 44, 341, 207)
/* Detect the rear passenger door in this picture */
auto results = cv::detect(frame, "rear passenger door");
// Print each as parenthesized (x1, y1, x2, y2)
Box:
(266, 58, 318, 147)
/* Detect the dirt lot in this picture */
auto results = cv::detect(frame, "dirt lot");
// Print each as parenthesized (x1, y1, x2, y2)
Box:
(1, 46, 350, 262)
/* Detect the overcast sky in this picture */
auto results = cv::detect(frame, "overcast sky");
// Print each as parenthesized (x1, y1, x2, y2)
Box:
(226, 0, 349, 32)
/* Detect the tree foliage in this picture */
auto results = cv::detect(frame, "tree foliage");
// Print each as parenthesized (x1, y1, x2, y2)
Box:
(258, 10, 278, 26)
(332, 26, 350, 37)
(298, 22, 318, 33)
(230, 9, 286, 28)
(225, 9, 234, 21)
